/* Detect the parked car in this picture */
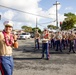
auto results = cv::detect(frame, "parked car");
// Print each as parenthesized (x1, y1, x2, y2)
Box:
(30, 33, 35, 38)
(19, 32, 31, 40)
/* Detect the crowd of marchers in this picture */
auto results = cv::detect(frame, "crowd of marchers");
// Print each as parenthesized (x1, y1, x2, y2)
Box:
(34, 29, 76, 60)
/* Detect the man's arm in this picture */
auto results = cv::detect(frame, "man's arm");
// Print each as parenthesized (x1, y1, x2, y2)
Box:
(13, 35, 18, 48)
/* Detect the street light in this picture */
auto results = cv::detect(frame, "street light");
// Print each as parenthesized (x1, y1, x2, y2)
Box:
(53, 1, 60, 28)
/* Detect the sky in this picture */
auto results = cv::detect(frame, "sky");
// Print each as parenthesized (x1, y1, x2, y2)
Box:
(0, 0, 76, 30)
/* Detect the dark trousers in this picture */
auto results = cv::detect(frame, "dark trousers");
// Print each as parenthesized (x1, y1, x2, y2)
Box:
(42, 43, 49, 59)
(51, 39, 55, 49)
(35, 39, 39, 49)
(55, 40, 62, 52)
(61, 39, 65, 50)
(0, 56, 14, 75)
(65, 39, 69, 48)
(69, 40, 75, 53)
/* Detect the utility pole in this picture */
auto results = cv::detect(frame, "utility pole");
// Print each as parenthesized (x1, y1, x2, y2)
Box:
(53, 1, 60, 28)
(0, 15, 1, 20)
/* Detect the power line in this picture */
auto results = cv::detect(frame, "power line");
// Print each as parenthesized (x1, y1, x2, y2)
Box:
(0, 5, 56, 29)
(0, 5, 51, 19)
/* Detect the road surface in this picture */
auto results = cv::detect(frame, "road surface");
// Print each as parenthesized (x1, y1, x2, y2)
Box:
(13, 38, 76, 75)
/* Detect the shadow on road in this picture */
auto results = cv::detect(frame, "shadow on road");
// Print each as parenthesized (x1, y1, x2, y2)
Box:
(14, 57, 42, 60)
(13, 43, 75, 55)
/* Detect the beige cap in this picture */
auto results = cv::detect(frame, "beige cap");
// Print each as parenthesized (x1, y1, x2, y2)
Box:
(3, 21, 13, 27)
(44, 28, 48, 31)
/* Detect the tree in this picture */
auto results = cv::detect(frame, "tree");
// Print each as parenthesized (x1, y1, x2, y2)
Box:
(61, 12, 76, 30)
(21, 25, 41, 33)
(32, 27, 41, 33)
(21, 26, 32, 32)
(47, 24, 59, 30)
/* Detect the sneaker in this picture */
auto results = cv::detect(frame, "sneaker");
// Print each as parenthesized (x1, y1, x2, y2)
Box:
(41, 56, 44, 59)
(73, 51, 75, 53)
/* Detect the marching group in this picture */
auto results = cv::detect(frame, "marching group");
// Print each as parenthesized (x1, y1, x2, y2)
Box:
(34, 29, 76, 60)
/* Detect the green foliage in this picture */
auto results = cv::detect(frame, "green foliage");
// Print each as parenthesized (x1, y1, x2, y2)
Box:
(21, 26, 32, 32)
(64, 12, 75, 17)
(21, 26, 41, 33)
(61, 12, 76, 30)
(32, 27, 41, 33)
(47, 24, 59, 29)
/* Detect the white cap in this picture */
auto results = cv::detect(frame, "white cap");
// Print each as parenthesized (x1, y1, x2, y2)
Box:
(3, 21, 13, 27)
(44, 28, 48, 31)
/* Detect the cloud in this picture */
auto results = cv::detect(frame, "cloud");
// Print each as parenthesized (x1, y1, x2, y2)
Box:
(0, 0, 42, 29)
(47, 3, 65, 27)
(65, 7, 73, 10)
(47, 2, 61, 19)
(0, 0, 66, 30)
(3, 10, 15, 20)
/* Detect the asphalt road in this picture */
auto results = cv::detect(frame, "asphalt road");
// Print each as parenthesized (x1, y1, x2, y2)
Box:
(13, 38, 76, 75)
